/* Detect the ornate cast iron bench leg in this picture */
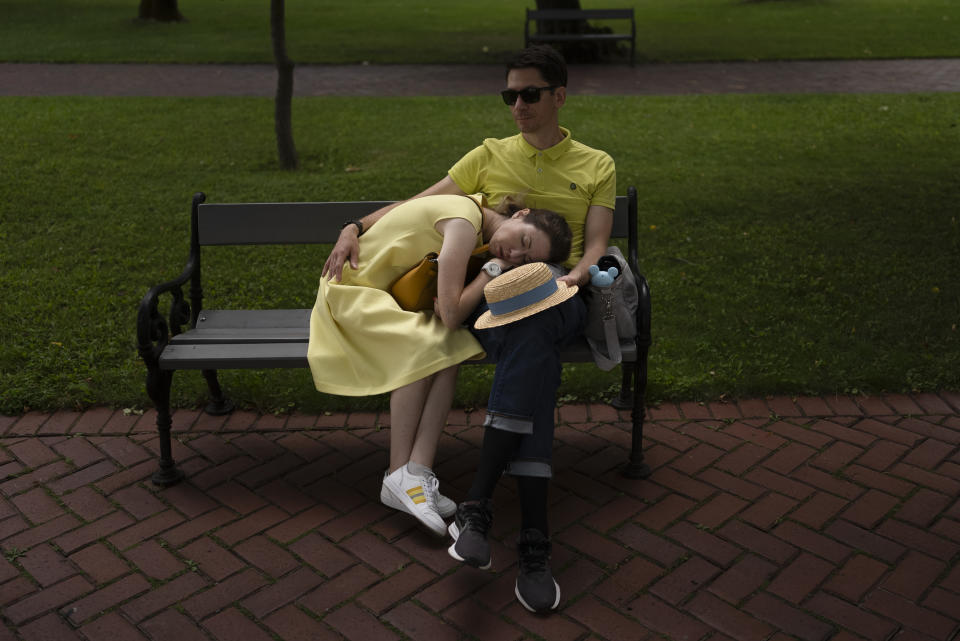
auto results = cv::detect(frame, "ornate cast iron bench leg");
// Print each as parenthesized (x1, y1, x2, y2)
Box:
(201, 369, 234, 416)
(612, 365, 633, 410)
(622, 356, 651, 479)
(622, 271, 652, 479)
(144, 364, 185, 487)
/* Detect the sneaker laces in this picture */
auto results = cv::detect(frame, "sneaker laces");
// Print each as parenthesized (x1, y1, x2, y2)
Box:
(420, 470, 441, 511)
(518, 535, 551, 573)
(459, 500, 492, 535)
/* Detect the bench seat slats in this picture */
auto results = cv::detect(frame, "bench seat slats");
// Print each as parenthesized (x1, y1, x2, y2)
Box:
(171, 327, 309, 344)
(162, 307, 637, 368)
(171, 310, 310, 344)
(160, 343, 309, 369)
(160, 340, 636, 370)
(196, 309, 311, 328)
(179, 309, 308, 339)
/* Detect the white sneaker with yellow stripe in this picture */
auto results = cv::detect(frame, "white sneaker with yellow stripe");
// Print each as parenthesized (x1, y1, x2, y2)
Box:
(382, 464, 446, 536)
(381, 471, 457, 518)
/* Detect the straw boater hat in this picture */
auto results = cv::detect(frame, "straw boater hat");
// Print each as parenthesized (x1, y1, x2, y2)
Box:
(474, 262, 579, 329)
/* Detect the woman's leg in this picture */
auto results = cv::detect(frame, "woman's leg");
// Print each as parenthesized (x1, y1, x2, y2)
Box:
(388, 377, 431, 472)
(408, 365, 458, 469)
(383, 367, 460, 532)
(384, 371, 454, 536)
(387, 365, 458, 471)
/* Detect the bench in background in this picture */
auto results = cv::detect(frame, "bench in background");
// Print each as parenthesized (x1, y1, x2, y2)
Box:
(137, 188, 651, 486)
(525, 8, 636, 65)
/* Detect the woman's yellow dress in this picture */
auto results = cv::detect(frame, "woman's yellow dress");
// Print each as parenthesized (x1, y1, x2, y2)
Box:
(307, 194, 485, 395)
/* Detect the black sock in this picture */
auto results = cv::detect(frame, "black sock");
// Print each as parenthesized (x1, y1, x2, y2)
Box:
(467, 427, 522, 501)
(517, 475, 549, 535)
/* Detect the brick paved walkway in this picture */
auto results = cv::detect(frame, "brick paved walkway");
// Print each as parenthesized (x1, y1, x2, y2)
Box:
(2, 393, 959, 640)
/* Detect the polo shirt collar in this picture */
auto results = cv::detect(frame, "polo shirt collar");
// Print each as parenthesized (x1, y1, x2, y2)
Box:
(517, 127, 573, 160)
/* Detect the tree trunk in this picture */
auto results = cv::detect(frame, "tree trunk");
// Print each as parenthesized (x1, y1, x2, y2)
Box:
(270, 0, 298, 170)
(536, 0, 586, 32)
(138, 0, 184, 22)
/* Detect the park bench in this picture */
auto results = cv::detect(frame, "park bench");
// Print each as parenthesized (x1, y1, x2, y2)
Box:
(137, 188, 651, 487)
(525, 8, 636, 65)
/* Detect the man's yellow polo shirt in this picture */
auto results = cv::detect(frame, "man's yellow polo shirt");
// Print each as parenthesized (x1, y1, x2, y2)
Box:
(448, 127, 616, 269)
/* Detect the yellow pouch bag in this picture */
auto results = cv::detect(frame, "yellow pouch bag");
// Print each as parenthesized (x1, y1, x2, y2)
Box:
(391, 244, 489, 312)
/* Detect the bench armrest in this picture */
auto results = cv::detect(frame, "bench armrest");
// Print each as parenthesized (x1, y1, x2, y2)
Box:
(136, 193, 205, 368)
(624, 186, 651, 347)
(136, 260, 195, 365)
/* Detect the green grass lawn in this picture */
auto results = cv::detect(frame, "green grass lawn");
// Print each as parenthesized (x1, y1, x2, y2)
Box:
(1, 0, 959, 64)
(1, 94, 958, 415)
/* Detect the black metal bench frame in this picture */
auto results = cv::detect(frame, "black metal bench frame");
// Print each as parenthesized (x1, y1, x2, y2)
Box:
(525, 8, 636, 66)
(137, 187, 651, 487)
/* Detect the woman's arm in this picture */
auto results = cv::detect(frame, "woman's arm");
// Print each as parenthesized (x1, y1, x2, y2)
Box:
(433, 217, 498, 329)
(321, 175, 467, 282)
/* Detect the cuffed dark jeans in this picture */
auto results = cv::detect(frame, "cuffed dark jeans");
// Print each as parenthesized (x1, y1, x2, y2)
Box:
(468, 293, 586, 478)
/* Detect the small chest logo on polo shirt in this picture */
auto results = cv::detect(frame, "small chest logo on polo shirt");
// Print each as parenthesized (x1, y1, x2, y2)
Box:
(570, 182, 577, 190)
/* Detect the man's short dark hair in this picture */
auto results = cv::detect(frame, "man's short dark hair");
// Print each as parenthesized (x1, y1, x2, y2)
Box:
(505, 44, 568, 88)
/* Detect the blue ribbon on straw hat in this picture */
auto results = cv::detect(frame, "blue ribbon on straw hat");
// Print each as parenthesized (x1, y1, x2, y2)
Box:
(474, 262, 579, 329)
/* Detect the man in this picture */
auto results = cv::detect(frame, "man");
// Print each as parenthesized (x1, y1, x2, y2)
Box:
(322, 44, 615, 613)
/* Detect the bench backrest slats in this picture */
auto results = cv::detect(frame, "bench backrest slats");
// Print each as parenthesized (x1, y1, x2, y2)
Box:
(611, 195, 628, 239)
(197, 201, 393, 245)
(527, 9, 634, 21)
(198, 197, 630, 246)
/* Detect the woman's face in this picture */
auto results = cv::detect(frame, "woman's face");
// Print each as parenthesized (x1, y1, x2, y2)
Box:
(489, 211, 552, 265)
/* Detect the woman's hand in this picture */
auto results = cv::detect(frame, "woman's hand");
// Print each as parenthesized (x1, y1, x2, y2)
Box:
(322, 227, 360, 282)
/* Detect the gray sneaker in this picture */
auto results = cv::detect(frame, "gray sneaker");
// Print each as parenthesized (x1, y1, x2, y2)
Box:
(515, 529, 560, 613)
(447, 499, 493, 570)
(381, 469, 456, 519)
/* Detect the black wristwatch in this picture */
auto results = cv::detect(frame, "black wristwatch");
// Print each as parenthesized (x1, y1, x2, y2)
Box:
(341, 220, 364, 236)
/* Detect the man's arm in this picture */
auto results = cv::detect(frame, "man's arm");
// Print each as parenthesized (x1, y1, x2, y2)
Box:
(558, 205, 613, 287)
(321, 175, 467, 281)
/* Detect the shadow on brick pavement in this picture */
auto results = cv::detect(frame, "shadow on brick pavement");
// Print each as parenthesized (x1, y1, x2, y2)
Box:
(2, 392, 960, 640)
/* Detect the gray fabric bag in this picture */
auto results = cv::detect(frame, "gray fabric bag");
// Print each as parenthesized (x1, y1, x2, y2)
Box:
(584, 246, 639, 371)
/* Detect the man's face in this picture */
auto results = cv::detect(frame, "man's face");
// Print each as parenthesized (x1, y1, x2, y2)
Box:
(505, 68, 565, 135)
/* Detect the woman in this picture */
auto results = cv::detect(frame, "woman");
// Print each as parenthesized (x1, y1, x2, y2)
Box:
(308, 193, 571, 535)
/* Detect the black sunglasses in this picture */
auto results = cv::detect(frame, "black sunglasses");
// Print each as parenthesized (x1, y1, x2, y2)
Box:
(500, 85, 559, 106)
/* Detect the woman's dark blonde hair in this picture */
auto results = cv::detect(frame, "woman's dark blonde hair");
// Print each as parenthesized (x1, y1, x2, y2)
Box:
(494, 195, 572, 264)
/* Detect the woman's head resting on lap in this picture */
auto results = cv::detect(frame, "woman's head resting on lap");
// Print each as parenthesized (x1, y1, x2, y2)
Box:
(485, 200, 572, 266)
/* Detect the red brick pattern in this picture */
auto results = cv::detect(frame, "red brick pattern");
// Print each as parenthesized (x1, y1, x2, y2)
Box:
(1, 393, 959, 640)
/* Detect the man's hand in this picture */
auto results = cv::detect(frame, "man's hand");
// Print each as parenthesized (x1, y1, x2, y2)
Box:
(322, 227, 360, 282)
(557, 270, 583, 288)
